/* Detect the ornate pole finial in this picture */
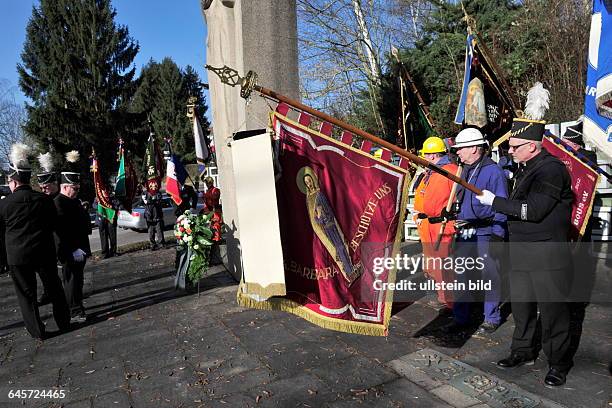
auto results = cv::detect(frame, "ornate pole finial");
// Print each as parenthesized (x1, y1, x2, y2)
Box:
(205, 65, 259, 100)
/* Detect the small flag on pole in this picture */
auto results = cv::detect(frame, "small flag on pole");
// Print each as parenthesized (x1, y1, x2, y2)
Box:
(194, 116, 209, 173)
(91, 151, 116, 222)
(166, 154, 188, 205)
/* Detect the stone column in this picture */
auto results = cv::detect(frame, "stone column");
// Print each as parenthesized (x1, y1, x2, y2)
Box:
(202, 0, 299, 280)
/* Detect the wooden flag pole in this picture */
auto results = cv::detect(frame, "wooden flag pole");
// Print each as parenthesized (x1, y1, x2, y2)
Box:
(205, 65, 482, 195)
(434, 165, 462, 251)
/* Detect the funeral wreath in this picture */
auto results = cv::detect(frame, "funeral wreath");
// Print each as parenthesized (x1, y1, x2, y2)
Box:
(174, 211, 215, 283)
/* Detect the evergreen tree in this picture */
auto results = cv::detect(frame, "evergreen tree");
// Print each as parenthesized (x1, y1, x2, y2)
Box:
(18, 0, 139, 197)
(131, 59, 210, 164)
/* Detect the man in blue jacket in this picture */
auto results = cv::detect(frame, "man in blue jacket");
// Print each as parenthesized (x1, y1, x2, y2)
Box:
(442, 128, 508, 334)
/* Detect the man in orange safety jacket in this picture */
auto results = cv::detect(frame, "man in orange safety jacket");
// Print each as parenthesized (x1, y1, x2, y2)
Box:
(413, 136, 459, 310)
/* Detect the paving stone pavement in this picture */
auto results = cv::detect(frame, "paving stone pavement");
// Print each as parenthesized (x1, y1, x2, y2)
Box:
(0, 247, 610, 408)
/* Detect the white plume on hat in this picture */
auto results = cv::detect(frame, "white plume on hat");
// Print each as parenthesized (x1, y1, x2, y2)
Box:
(38, 152, 54, 172)
(524, 82, 550, 121)
(10, 143, 31, 168)
(66, 150, 80, 163)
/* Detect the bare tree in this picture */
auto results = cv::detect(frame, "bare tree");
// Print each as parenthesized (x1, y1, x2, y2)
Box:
(0, 81, 27, 169)
(297, 0, 423, 132)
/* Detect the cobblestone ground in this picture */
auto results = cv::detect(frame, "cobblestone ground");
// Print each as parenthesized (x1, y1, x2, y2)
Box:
(0, 248, 610, 408)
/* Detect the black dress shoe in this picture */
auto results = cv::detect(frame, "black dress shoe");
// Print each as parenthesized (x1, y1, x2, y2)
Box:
(497, 354, 536, 368)
(544, 368, 566, 386)
(476, 321, 500, 334)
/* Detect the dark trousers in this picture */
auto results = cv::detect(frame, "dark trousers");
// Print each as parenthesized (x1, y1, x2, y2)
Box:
(62, 260, 86, 316)
(10, 264, 70, 338)
(148, 220, 165, 246)
(452, 235, 502, 325)
(510, 268, 571, 371)
(98, 219, 117, 256)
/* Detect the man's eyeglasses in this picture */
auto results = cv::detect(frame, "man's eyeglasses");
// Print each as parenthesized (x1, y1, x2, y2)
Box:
(508, 142, 531, 151)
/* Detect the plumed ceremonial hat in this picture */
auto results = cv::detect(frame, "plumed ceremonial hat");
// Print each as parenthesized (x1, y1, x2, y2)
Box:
(60, 150, 81, 185)
(510, 82, 549, 142)
(8, 143, 32, 183)
(37, 152, 58, 185)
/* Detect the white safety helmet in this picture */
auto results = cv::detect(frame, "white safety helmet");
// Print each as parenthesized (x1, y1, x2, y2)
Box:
(453, 128, 488, 149)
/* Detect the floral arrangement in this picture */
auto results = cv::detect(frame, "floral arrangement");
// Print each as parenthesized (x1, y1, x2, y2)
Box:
(174, 211, 215, 283)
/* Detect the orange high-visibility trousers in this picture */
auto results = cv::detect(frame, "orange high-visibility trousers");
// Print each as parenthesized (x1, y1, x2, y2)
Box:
(413, 162, 458, 308)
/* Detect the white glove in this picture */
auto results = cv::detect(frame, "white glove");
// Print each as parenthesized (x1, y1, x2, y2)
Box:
(72, 249, 86, 262)
(476, 190, 496, 206)
(460, 228, 476, 240)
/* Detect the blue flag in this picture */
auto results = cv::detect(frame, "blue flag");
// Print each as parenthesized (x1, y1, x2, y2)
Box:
(173, 154, 188, 184)
(584, 0, 612, 158)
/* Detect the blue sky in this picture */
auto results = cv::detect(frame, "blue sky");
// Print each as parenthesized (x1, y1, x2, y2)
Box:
(0, 0, 210, 116)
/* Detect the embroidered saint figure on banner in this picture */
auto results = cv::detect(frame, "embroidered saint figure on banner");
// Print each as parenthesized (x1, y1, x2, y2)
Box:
(465, 78, 487, 128)
(297, 167, 361, 284)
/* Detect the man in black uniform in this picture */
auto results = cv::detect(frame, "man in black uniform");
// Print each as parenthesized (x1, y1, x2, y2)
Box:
(36, 152, 59, 305)
(97, 196, 119, 259)
(55, 151, 91, 323)
(476, 118, 573, 386)
(0, 144, 70, 339)
(174, 183, 198, 217)
(143, 188, 165, 250)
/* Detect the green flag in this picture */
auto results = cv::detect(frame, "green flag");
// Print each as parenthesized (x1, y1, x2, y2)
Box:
(115, 149, 126, 197)
(97, 203, 116, 222)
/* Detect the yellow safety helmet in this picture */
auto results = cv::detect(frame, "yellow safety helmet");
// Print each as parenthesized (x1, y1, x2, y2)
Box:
(420, 136, 446, 154)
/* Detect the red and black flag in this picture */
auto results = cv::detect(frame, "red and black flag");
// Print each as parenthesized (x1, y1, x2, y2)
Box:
(91, 150, 115, 222)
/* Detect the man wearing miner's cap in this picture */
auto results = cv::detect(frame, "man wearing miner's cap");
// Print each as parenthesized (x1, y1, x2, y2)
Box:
(475, 84, 574, 386)
(0, 144, 70, 339)
(54, 150, 91, 323)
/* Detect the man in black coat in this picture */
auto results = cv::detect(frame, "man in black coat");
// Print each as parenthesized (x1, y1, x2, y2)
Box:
(143, 190, 165, 250)
(97, 197, 119, 258)
(476, 118, 573, 386)
(35, 158, 60, 306)
(55, 154, 91, 323)
(0, 146, 70, 339)
(174, 184, 198, 217)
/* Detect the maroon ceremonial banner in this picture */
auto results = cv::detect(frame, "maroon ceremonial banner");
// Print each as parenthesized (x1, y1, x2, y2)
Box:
(542, 137, 599, 240)
(238, 111, 410, 336)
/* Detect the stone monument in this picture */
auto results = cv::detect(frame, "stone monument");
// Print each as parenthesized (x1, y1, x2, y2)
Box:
(201, 0, 299, 280)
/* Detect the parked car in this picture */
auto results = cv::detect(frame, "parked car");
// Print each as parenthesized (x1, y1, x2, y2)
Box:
(117, 194, 203, 232)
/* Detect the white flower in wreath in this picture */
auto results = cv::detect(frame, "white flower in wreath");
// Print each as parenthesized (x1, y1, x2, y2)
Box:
(185, 235, 193, 243)
(193, 244, 199, 250)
